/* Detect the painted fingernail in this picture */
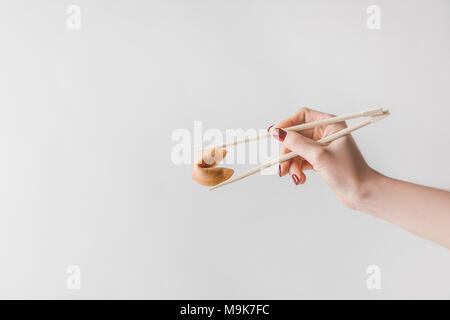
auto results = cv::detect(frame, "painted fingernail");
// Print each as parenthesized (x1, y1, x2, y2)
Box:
(272, 128, 287, 142)
(278, 165, 281, 177)
(292, 174, 300, 185)
(267, 125, 273, 132)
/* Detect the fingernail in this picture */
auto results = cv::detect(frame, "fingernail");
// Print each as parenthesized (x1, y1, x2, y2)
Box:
(272, 128, 287, 142)
(292, 174, 300, 185)
(278, 165, 281, 177)
(266, 125, 273, 132)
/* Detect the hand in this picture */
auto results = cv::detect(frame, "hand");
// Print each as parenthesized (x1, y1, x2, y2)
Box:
(271, 107, 450, 248)
(270, 107, 376, 209)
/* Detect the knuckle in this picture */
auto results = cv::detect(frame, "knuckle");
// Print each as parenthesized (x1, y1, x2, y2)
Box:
(294, 107, 310, 115)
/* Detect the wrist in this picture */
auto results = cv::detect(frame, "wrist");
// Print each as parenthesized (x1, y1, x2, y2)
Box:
(353, 169, 386, 213)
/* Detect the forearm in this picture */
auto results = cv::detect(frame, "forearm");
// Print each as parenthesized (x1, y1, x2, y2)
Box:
(356, 171, 450, 249)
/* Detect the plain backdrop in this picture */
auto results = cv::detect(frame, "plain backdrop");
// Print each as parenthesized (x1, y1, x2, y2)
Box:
(0, 0, 449, 299)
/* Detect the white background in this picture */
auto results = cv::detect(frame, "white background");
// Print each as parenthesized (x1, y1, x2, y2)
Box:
(0, 0, 449, 298)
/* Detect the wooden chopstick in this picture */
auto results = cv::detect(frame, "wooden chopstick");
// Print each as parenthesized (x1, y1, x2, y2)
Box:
(209, 110, 390, 191)
(207, 107, 384, 150)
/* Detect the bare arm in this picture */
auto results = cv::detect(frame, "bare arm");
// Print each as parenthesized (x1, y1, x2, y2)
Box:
(357, 172, 450, 249)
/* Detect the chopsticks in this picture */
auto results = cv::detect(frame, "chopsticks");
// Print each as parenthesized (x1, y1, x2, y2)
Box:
(209, 108, 390, 191)
(214, 107, 385, 149)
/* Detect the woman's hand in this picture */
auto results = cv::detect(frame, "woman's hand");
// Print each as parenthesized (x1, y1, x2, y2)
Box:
(270, 107, 378, 209)
(270, 107, 450, 249)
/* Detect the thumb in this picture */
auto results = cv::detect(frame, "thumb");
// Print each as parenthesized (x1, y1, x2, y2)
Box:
(271, 128, 323, 165)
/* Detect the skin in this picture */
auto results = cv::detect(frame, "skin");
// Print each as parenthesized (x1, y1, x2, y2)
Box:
(271, 108, 450, 249)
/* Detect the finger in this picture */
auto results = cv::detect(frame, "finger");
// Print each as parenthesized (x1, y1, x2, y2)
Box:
(288, 158, 305, 185)
(271, 108, 334, 173)
(279, 145, 292, 177)
(298, 159, 307, 184)
(271, 127, 326, 167)
(271, 108, 340, 151)
(302, 161, 313, 171)
(275, 107, 332, 128)
(273, 108, 313, 140)
(273, 109, 307, 177)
